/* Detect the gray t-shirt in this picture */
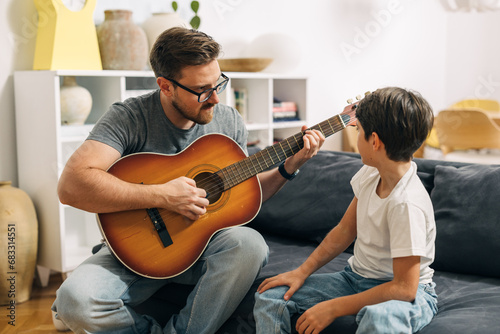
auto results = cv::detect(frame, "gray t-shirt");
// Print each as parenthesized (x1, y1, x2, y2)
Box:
(87, 89, 248, 156)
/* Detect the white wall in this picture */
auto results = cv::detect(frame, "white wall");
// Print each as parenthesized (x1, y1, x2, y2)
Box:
(1, 0, 499, 186)
(445, 11, 500, 103)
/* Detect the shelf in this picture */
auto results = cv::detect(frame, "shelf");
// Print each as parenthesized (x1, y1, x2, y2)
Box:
(245, 122, 269, 131)
(272, 120, 307, 129)
(60, 124, 95, 142)
(28, 69, 156, 77)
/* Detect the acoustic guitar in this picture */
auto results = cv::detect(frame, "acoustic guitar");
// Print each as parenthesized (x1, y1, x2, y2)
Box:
(97, 102, 358, 278)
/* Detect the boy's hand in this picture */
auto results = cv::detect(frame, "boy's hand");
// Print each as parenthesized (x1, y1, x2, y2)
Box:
(296, 300, 338, 334)
(257, 268, 308, 301)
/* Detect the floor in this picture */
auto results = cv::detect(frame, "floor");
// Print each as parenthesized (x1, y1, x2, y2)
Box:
(1, 274, 68, 334)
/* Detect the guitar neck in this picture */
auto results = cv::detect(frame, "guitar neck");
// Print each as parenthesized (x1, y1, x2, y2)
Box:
(218, 111, 356, 190)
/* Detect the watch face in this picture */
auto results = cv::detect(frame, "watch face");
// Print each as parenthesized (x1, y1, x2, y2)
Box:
(61, 0, 86, 12)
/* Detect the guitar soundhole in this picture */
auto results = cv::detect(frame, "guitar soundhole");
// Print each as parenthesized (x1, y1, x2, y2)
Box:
(194, 172, 224, 205)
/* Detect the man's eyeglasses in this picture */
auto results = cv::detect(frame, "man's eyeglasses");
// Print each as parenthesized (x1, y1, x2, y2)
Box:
(164, 73, 229, 103)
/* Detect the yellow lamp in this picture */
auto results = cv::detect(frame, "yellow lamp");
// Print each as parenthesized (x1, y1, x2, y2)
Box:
(33, 0, 102, 70)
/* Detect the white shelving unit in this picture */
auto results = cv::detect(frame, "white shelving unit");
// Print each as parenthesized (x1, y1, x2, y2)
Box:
(14, 70, 308, 285)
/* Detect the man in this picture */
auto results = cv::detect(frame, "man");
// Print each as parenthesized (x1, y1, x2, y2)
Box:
(52, 27, 324, 334)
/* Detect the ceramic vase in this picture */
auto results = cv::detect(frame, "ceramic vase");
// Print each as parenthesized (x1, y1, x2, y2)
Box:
(97, 9, 148, 70)
(60, 76, 92, 125)
(142, 12, 189, 52)
(0, 181, 38, 305)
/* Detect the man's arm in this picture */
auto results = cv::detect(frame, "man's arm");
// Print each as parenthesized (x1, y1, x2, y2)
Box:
(58, 140, 209, 220)
(258, 127, 325, 202)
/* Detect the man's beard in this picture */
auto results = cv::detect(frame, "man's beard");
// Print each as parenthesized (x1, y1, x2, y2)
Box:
(172, 99, 215, 125)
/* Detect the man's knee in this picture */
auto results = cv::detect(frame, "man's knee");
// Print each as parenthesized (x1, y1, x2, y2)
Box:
(53, 279, 93, 328)
(225, 227, 269, 266)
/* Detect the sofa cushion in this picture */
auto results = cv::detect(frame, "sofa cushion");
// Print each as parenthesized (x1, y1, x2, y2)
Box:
(431, 164, 500, 278)
(250, 151, 363, 245)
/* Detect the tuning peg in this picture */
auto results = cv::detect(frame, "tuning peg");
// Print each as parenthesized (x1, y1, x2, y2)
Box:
(356, 95, 362, 100)
(347, 98, 353, 104)
(365, 91, 371, 96)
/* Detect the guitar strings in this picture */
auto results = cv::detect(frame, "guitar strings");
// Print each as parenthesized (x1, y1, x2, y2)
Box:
(180, 111, 357, 198)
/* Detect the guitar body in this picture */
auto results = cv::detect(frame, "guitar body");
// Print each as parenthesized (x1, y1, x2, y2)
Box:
(97, 134, 262, 279)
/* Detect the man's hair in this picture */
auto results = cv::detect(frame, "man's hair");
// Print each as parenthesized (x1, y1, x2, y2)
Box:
(150, 27, 221, 80)
(356, 87, 434, 162)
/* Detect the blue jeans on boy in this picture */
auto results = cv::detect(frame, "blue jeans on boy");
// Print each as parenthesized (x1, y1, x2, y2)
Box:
(254, 266, 438, 334)
(52, 226, 269, 334)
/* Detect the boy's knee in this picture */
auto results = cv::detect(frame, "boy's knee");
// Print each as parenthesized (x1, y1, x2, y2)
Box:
(356, 301, 410, 333)
(255, 285, 288, 305)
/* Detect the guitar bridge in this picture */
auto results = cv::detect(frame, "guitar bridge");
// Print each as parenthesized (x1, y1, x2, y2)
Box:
(146, 208, 173, 248)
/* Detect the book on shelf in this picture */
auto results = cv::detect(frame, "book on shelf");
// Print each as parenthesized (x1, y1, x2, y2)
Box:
(273, 99, 299, 121)
(234, 88, 248, 121)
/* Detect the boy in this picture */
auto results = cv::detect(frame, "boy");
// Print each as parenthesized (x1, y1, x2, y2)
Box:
(254, 87, 437, 334)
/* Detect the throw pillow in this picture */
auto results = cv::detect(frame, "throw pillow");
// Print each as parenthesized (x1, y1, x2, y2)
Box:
(431, 164, 500, 278)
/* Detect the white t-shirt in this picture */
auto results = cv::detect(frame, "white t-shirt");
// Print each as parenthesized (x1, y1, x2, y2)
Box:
(347, 162, 436, 284)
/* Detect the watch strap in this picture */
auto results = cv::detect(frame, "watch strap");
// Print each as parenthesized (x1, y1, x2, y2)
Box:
(278, 161, 299, 180)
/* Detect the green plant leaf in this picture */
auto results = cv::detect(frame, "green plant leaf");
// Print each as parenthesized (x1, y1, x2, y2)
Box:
(191, 1, 200, 13)
(190, 16, 200, 29)
(172, 1, 178, 12)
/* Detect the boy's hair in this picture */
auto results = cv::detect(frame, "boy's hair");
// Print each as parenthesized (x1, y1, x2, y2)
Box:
(150, 27, 221, 80)
(356, 87, 434, 162)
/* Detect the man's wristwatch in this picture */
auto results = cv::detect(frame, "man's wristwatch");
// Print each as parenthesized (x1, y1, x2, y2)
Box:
(278, 161, 299, 181)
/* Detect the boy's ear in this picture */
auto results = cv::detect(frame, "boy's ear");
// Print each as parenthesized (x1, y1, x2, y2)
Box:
(371, 132, 384, 151)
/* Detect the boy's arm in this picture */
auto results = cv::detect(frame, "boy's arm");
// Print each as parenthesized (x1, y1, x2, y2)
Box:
(257, 197, 358, 299)
(295, 255, 421, 334)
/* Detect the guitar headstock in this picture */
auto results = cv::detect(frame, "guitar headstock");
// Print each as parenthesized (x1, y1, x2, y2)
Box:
(341, 91, 371, 127)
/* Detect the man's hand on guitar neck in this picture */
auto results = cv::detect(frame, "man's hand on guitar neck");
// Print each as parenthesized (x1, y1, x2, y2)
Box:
(258, 126, 325, 202)
(283, 126, 325, 174)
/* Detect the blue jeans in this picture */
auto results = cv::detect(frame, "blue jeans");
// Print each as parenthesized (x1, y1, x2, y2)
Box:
(52, 226, 269, 334)
(254, 266, 438, 334)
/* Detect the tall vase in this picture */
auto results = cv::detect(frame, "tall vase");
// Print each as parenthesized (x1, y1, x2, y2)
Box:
(142, 12, 189, 52)
(60, 76, 93, 125)
(97, 9, 149, 70)
(0, 182, 38, 305)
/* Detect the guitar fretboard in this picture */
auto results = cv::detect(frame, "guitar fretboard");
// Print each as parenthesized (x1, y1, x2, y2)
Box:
(217, 111, 356, 190)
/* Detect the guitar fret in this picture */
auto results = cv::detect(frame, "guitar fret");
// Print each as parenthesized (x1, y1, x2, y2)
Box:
(338, 114, 346, 128)
(249, 156, 259, 174)
(255, 152, 264, 171)
(272, 145, 280, 160)
(231, 164, 241, 186)
(293, 135, 300, 150)
(326, 119, 334, 135)
(273, 144, 284, 161)
(241, 159, 252, 180)
(278, 142, 286, 159)
(261, 153, 270, 168)
(318, 122, 325, 136)
(286, 139, 295, 155)
(266, 149, 275, 165)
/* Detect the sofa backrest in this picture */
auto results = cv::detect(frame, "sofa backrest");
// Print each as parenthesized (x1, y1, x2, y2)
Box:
(250, 150, 500, 278)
